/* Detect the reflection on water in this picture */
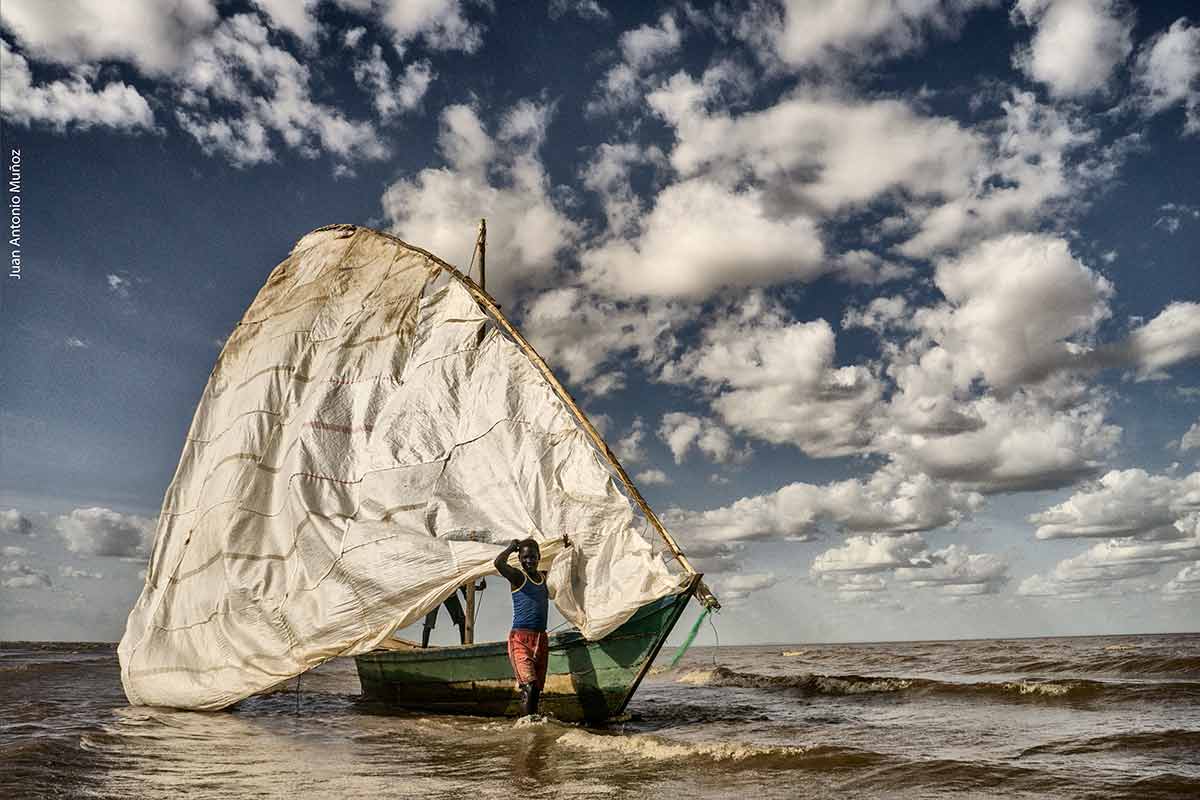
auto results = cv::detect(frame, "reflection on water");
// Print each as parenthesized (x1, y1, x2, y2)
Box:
(3, 634, 1200, 799)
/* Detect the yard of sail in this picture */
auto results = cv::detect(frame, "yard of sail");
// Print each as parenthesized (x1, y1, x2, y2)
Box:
(117, 225, 690, 711)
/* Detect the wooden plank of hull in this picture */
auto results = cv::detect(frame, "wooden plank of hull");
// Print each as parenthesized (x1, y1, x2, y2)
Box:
(355, 583, 696, 723)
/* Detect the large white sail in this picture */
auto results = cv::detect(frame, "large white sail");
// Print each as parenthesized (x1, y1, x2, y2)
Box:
(118, 225, 689, 711)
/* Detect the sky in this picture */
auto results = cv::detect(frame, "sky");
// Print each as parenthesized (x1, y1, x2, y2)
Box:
(1, 0, 1198, 645)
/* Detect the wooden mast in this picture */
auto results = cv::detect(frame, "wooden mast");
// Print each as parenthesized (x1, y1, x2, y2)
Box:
(461, 218, 487, 645)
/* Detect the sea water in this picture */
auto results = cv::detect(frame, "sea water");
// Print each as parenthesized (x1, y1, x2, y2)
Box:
(2, 634, 1198, 799)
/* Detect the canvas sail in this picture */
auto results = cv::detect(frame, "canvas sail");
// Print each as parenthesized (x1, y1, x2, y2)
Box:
(118, 224, 695, 711)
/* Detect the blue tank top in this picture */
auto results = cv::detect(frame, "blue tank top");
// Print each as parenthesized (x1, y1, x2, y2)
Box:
(511, 572, 549, 631)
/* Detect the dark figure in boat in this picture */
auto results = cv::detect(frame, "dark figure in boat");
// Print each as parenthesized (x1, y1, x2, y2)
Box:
(421, 579, 486, 648)
(494, 538, 549, 716)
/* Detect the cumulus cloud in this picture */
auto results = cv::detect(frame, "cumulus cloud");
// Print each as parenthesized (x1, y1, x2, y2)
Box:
(352, 44, 434, 119)
(549, 0, 611, 22)
(588, 12, 683, 114)
(65, 336, 89, 348)
(711, 572, 778, 601)
(811, 533, 931, 576)
(2, 546, 30, 557)
(664, 465, 981, 546)
(1179, 420, 1200, 452)
(886, 388, 1121, 493)
(915, 233, 1114, 391)
(1029, 469, 1200, 540)
(737, 0, 992, 69)
(0, 0, 218, 74)
(1020, 526, 1200, 599)
(1132, 17, 1200, 136)
(250, 0, 318, 42)
(615, 417, 648, 465)
(519, 287, 687, 395)
(1011, 0, 1134, 98)
(1164, 561, 1200, 595)
(662, 292, 882, 456)
(1114, 302, 1200, 381)
(1, 560, 52, 589)
(892, 544, 1009, 594)
(174, 14, 386, 167)
(899, 92, 1118, 257)
(658, 413, 737, 464)
(635, 468, 671, 486)
(651, 72, 984, 215)
(382, 101, 579, 304)
(352, 0, 483, 53)
(55, 507, 156, 558)
(0, 39, 156, 132)
(0, 509, 34, 536)
(580, 177, 825, 299)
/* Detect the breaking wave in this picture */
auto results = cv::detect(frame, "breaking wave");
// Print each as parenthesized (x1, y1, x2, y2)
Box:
(555, 729, 880, 769)
(676, 666, 1200, 702)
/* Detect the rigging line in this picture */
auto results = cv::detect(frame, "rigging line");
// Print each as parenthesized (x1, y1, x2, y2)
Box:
(707, 613, 720, 667)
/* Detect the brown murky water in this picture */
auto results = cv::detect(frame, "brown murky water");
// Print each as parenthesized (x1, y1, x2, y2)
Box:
(3, 634, 1199, 799)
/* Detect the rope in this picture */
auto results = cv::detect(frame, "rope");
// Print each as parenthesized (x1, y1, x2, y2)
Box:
(668, 606, 712, 669)
(707, 610, 720, 666)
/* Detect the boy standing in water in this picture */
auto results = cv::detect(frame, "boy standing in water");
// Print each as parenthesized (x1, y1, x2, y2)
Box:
(493, 538, 549, 716)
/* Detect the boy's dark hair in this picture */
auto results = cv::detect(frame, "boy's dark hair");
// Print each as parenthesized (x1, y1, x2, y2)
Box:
(518, 538, 540, 553)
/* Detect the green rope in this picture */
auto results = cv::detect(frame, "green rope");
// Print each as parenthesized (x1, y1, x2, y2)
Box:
(668, 606, 712, 668)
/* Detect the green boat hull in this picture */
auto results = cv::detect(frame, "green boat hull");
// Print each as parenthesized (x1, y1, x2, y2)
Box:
(355, 581, 696, 723)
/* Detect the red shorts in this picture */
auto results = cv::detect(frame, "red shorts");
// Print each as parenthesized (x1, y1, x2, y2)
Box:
(507, 629, 549, 689)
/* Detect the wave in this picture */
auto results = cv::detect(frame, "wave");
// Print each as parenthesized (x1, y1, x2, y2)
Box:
(675, 666, 1200, 703)
(1019, 729, 1200, 757)
(555, 729, 881, 769)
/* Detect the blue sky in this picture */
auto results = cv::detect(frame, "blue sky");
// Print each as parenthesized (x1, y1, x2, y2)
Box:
(1, 0, 1198, 644)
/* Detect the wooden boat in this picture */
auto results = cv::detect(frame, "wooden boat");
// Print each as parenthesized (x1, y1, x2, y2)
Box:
(355, 576, 700, 723)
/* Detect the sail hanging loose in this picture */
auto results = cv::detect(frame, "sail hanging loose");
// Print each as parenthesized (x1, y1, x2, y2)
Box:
(117, 225, 693, 711)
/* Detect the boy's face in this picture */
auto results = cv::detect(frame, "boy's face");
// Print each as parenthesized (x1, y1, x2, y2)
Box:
(518, 543, 540, 574)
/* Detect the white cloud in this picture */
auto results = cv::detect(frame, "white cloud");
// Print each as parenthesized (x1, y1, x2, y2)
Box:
(657, 413, 736, 464)
(580, 141, 667, 237)
(915, 233, 1114, 391)
(106, 273, 132, 298)
(59, 565, 104, 579)
(55, 507, 156, 558)
(811, 533, 931, 576)
(382, 101, 579, 304)
(1020, 526, 1200, 599)
(587, 12, 683, 114)
(885, 388, 1121, 492)
(615, 417, 648, 465)
(892, 543, 1009, 594)
(352, 44, 434, 119)
(737, 0, 993, 69)
(175, 14, 386, 167)
(1132, 17, 1200, 136)
(580, 177, 825, 299)
(899, 91, 1114, 257)
(250, 0, 318, 41)
(635, 468, 671, 486)
(662, 292, 882, 456)
(651, 72, 984, 215)
(371, 0, 482, 53)
(1011, 0, 1133, 98)
(1, 560, 52, 589)
(64, 336, 89, 348)
(0, 509, 34, 536)
(519, 287, 687, 395)
(548, 1, 611, 22)
(1117, 302, 1200, 381)
(0, 39, 156, 132)
(1029, 469, 1200, 540)
(712, 572, 777, 601)
(1179, 420, 1200, 452)
(664, 465, 981, 546)
(1164, 562, 1200, 595)
(0, 0, 218, 74)
(2, 546, 30, 557)
(342, 26, 367, 48)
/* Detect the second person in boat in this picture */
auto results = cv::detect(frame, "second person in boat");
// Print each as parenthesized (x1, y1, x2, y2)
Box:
(494, 538, 549, 717)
